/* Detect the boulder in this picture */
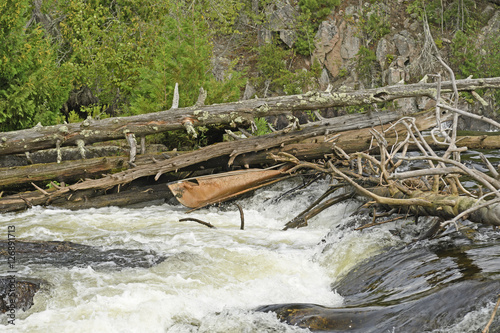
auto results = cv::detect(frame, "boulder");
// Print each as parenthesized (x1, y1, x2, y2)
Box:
(212, 56, 232, 82)
(242, 82, 257, 100)
(312, 18, 344, 78)
(260, 0, 298, 47)
(340, 24, 361, 60)
(386, 67, 406, 85)
(392, 30, 416, 59)
(0, 240, 167, 269)
(0, 277, 42, 314)
(376, 38, 397, 70)
(476, 10, 500, 48)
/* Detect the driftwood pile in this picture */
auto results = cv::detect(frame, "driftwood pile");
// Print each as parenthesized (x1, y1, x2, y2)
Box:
(1, 73, 500, 234)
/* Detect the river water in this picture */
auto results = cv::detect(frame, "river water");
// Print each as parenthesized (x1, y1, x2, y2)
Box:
(1, 178, 499, 332)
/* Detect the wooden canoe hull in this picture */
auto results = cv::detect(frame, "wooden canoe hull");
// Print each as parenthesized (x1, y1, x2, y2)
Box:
(168, 168, 288, 209)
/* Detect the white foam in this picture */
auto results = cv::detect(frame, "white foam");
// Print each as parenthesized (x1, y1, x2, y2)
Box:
(1, 179, 348, 331)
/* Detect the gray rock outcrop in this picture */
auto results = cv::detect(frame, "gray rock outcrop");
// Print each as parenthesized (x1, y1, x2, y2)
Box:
(259, 0, 298, 47)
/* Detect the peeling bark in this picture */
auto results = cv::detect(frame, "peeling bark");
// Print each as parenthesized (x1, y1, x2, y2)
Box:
(1, 77, 499, 156)
(0, 109, 412, 212)
(368, 187, 500, 227)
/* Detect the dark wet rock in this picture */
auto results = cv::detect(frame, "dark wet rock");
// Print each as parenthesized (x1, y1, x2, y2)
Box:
(0, 277, 42, 314)
(257, 231, 500, 332)
(0, 240, 167, 269)
(257, 279, 499, 332)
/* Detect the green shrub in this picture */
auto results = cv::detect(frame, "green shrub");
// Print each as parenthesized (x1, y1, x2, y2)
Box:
(0, 0, 72, 130)
(406, 0, 480, 33)
(254, 39, 321, 95)
(127, 3, 245, 115)
(355, 46, 377, 82)
(450, 29, 500, 102)
(253, 117, 272, 136)
(360, 7, 391, 43)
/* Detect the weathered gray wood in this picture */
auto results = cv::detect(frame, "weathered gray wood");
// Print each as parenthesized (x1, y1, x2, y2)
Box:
(0, 111, 452, 212)
(0, 110, 406, 212)
(53, 182, 175, 210)
(0, 157, 127, 191)
(0, 146, 126, 168)
(1, 77, 499, 156)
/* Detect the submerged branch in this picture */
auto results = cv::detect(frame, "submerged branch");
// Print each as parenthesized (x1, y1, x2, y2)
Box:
(179, 218, 216, 229)
(483, 294, 500, 333)
(235, 203, 245, 230)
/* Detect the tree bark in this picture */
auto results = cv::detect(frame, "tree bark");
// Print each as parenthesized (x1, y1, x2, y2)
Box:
(1, 77, 499, 156)
(53, 181, 175, 210)
(0, 156, 127, 192)
(0, 109, 418, 212)
(367, 187, 500, 227)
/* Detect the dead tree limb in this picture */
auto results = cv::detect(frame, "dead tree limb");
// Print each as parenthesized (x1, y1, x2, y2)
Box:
(483, 294, 500, 333)
(179, 218, 216, 229)
(235, 203, 245, 230)
(1, 77, 500, 156)
(437, 103, 500, 129)
(283, 189, 354, 230)
(0, 106, 443, 212)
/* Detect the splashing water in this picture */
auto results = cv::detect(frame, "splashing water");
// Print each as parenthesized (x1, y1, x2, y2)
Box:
(0, 178, 497, 332)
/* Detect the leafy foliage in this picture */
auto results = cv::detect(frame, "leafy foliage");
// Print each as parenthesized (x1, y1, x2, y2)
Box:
(0, 0, 71, 131)
(406, 0, 481, 33)
(355, 46, 377, 83)
(56, 0, 157, 115)
(0, 0, 248, 130)
(128, 3, 245, 115)
(298, 0, 340, 25)
(253, 117, 272, 136)
(254, 39, 321, 95)
(359, 5, 391, 44)
(450, 29, 500, 104)
(197, 0, 245, 34)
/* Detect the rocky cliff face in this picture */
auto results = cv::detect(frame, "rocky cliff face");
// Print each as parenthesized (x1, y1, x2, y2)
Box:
(227, 0, 500, 130)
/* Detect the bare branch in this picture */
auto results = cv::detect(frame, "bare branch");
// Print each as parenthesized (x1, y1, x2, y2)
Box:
(179, 217, 216, 229)
(483, 294, 500, 333)
(389, 167, 464, 180)
(235, 203, 245, 230)
(437, 103, 500, 129)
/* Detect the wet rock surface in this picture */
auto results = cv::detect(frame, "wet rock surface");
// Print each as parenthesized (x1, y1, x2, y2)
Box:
(0, 240, 167, 315)
(257, 229, 500, 332)
(0, 277, 42, 314)
(0, 240, 167, 269)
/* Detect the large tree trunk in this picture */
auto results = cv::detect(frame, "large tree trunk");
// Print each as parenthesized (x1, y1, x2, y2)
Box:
(367, 187, 500, 227)
(0, 108, 445, 212)
(1, 77, 499, 156)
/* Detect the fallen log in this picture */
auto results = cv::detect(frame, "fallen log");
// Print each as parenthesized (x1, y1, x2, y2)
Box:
(0, 111, 396, 212)
(324, 161, 500, 227)
(0, 108, 412, 190)
(51, 180, 176, 210)
(6, 128, 498, 195)
(367, 187, 500, 227)
(0, 107, 452, 213)
(0, 149, 190, 193)
(273, 109, 500, 230)
(0, 145, 127, 167)
(1, 77, 499, 156)
(0, 156, 128, 193)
